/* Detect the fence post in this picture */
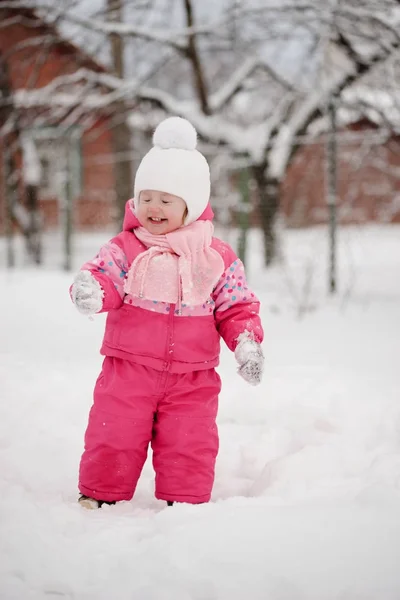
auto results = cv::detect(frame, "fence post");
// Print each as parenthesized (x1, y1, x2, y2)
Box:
(58, 141, 73, 271)
(237, 167, 250, 266)
(325, 93, 338, 294)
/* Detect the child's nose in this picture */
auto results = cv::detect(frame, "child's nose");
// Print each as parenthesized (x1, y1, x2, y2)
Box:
(148, 204, 162, 214)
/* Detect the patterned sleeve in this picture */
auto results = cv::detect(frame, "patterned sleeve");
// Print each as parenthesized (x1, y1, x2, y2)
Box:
(77, 238, 129, 312)
(212, 258, 264, 352)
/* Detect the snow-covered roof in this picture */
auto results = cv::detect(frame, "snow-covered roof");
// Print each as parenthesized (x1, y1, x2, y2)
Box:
(341, 88, 400, 131)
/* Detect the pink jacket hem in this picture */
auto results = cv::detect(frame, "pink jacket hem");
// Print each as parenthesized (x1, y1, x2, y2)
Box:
(100, 345, 220, 373)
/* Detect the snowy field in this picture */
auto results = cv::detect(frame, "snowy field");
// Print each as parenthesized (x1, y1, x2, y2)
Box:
(0, 224, 399, 600)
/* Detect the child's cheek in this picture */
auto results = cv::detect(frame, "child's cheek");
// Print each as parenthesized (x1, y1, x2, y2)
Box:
(136, 208, 146, 225)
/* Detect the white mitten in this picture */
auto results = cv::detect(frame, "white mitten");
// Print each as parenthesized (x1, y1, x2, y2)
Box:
(71, 270, 104, 316)
(235, 335, 264, 386)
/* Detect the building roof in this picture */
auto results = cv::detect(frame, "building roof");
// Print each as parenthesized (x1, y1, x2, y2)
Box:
(0, 1, 107, 75)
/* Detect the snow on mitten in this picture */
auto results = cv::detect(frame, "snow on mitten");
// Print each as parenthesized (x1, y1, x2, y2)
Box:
(235, 334, 264, 386)
(71, 270, 104, 316)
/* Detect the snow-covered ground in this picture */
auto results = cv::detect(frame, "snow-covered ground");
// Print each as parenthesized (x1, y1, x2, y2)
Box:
(1, 224, 399, 600)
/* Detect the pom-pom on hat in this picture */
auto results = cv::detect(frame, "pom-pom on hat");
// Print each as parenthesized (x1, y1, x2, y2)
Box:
(134, 117, 211, 225)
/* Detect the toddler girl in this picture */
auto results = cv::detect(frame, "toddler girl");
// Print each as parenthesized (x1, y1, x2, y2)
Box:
(71, 117, 264, 509)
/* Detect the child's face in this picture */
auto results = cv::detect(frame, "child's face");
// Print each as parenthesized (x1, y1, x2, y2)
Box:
(137, 190, 187, 235)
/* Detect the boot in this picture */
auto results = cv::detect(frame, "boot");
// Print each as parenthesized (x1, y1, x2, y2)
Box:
(78, 495, 116, 510)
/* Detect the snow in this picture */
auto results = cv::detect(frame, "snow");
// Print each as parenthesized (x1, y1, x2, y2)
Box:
(1, 224, 400, 599)
(209, 57, 259, 112)
(21, 135, 42, 186)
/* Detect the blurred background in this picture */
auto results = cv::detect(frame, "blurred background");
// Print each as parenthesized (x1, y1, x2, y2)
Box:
(0, 0, 399, 294)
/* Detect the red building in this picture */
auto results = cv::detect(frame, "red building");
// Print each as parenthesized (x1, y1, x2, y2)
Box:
(0, 2, 117, 232)
(281, 119, 400, 226)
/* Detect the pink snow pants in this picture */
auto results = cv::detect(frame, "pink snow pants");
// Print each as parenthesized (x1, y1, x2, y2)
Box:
(79, 357, 221, 504)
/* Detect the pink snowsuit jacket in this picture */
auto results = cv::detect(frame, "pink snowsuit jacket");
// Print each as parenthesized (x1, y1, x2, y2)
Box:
(79, 201, 264, 372)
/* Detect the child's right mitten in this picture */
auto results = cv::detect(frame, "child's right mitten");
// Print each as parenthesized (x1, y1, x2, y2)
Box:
(71, 270, 104, 316)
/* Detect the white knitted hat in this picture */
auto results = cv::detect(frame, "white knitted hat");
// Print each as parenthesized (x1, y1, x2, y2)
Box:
(134, 117, 210, 225)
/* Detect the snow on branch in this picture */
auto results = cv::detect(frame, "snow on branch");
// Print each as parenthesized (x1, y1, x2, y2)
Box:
(341, 87, 400, 131)
(0, 1, 37, 7)
(1, 33, 58, 59)
(132, 86, 274, 162)
(209, 57, 259, 112)
(337, 4, 400, 28)
(209, 57, 296, 113)
(0, 14, 40, 29)
(57, 13, 187, 51)
(3, 68, 143, 113)
(33, 7, 247, 54)
(11, 85, 134, 111)
(1, 2, 182, 50)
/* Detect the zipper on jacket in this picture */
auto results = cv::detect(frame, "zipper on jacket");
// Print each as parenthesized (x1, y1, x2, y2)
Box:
(163, 303, 176, 371)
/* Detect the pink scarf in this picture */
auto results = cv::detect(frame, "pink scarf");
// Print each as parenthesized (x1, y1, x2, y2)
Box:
(124, 220, 225, 308)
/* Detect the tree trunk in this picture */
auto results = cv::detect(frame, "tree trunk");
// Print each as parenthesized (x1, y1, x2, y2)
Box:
(0, 52, 16, 267)
(3, 140, 16, 268)
(26, 184, 42, 264)
(111, 110, 134, 228)
(252, 163, 280, 267)
(183, 0, 210, 115)
(107, 0, 133, 229)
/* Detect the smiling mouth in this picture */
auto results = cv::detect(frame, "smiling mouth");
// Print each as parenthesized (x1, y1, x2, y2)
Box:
(149, 217, 166, 223)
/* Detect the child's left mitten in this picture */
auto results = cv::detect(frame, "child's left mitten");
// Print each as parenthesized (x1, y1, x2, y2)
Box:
(235, 337, 264, 386)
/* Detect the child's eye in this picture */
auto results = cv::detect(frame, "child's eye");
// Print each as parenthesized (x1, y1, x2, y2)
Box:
(161, 200, 170, 204)
(141, 198, 151, 203)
